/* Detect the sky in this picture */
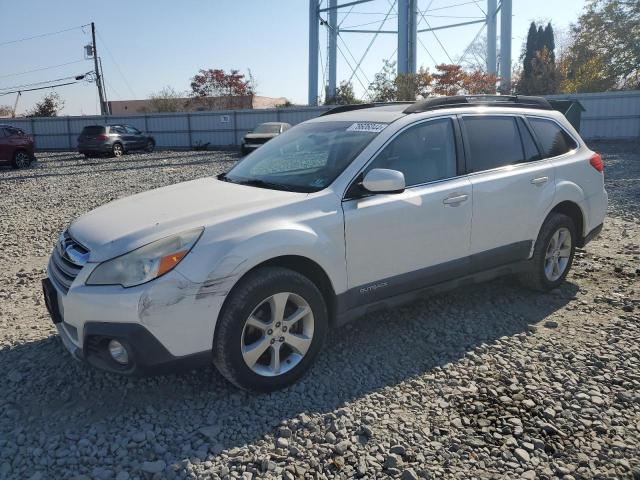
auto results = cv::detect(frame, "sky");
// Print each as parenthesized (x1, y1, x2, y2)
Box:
(0, 0, 587, 116)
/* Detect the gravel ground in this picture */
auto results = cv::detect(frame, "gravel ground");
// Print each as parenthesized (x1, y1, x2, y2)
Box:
(0, 144, 638, 480)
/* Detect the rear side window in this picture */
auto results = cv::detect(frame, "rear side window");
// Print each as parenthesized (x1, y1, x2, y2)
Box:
(82, 126, 105, 135)
(528, 117, 577, 158)
(366, 118, 457, 187)
(462, 116, 524, 172)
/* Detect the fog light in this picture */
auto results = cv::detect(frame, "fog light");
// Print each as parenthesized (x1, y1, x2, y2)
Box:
(108, 339, 129, 365)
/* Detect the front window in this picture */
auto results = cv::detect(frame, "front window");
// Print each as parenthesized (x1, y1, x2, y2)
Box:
(364, 118, 457, 187)
(224, 121, 384, 192)
(253, 124, 282, 134)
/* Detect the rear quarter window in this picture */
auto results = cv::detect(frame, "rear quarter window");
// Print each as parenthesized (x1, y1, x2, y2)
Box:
(528, 117, 577, 158)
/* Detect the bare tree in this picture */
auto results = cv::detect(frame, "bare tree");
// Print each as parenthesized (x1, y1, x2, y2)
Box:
(148, 86, 184, 112)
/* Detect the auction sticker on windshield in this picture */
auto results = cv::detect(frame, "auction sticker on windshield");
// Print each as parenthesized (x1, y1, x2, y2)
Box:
(346, 122, 387, 133)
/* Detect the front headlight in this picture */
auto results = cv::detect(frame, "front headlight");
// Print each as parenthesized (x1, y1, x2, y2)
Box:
(86, 227, 203, 287)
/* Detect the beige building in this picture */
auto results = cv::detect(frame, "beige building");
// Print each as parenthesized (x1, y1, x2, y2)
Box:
(108, 95, 289, 115)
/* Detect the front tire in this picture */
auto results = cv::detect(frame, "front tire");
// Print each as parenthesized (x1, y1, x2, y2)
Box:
(12, 150, 31, 169)
(213, 267, 328, 392)
(519, 213, 576, 291)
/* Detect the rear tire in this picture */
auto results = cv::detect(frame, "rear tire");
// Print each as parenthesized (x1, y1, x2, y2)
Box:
(11, 150, 31, 169)
(213, 267, 328, 392)
(519, 213, 576, 291)
(112, 142, 124, 157)
(145, 139, 155, 153)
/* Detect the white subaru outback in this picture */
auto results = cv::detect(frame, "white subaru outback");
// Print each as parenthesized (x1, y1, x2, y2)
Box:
(43, 95, 607, 392)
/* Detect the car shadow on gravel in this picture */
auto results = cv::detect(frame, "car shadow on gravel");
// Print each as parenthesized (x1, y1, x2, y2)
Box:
(0, 277, 579, 459)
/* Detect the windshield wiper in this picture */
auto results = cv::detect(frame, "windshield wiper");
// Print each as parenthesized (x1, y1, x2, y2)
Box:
(234, 178, 297, 192)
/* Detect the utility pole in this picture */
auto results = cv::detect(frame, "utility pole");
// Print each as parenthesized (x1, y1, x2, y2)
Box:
(98, 57, 110, 115)
(326, 0, 337, 101)
(486, 0, 497, 75)
(308, 0, 319, 106)
(499, 0, 512, 93)
(91, 22, 107, 116)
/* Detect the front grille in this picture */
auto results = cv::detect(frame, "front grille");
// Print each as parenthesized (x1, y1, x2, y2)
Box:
(49, 231, 89, 294)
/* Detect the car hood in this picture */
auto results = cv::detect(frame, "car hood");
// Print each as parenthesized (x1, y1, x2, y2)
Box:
(69, 177, 304, 262)
(244, 133, 278, 140)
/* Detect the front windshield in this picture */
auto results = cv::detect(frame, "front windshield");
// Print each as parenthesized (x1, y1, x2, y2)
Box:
(253, 124, 281, 134)
(224, 121, 384, 192)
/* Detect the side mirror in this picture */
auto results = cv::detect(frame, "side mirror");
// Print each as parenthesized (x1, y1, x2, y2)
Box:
(362, 168, 405, 194)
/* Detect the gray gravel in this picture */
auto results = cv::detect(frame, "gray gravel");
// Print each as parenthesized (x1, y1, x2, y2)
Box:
(0, 144, 639, 480)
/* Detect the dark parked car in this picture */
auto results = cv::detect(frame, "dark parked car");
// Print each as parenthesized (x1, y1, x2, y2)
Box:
(241, 122, 291, 155)
(78, 124, 155, 158)
(0, 124, 35, 169)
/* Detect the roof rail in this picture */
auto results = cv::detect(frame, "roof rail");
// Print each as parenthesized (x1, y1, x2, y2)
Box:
(403, 95, 553, 114)
(320, 101, 414, 117)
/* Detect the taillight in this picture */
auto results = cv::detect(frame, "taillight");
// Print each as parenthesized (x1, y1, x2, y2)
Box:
(97, 134, 109, 141)
(589, 153, 604, 172)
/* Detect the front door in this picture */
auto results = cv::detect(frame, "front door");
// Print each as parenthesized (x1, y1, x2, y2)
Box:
(342, 117, 473, 309)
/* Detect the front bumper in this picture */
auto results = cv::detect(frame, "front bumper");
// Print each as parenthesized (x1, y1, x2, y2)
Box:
(42, 271, 218, 376)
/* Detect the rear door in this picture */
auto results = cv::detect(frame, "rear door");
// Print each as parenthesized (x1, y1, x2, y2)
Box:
(460, 114, 555, 271)
(342, 116, 473, 308)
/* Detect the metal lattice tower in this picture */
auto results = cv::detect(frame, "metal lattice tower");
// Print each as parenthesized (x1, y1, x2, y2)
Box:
(308, 0, 512, 105)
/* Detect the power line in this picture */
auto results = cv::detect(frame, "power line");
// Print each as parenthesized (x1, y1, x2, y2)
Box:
(95, 30, 136, 98)
(347, 0, 397, 85)
(417, 37, 438, 65)
(0, 72, 91, 92)
(341, 15, 397, 30)
(0, 80, 82, 96)
(0, 24, 90, 47)
(417, 9, 454, 63)
(0, 59, 89, 79)
(427, 0, 486, 12)
(457, 23, 487, 65)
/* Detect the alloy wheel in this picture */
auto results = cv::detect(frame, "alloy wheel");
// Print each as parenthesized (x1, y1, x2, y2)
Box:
(241, 292, 314, 377)
(113, 144, 123, 157)
(15, 152, 30, 168)
(544, 227, 572, 281)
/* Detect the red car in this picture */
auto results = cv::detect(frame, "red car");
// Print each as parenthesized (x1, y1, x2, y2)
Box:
(0, 124, 35, 169)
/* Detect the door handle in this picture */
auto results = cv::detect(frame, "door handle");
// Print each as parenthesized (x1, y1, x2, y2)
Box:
(531, 176, 549, 186)
(443, 194, 469, 206)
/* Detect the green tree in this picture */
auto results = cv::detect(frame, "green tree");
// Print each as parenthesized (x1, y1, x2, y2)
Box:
(522, 22, 538, 81)
(562, 0, 640, 92)
(368, 60, 398, 102)
(27, 92, 64, 117)
(325, 81, 361, 105)
(368, 60, 434, 101)
(518, 21, 560, 95)
(543, 23, 555, 62)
